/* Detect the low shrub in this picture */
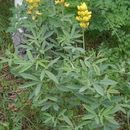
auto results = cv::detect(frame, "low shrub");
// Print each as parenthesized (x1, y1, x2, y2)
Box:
(0, 0, 130, 130)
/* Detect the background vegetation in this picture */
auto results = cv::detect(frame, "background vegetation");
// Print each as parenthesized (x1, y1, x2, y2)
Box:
(0, 0, 130, 130)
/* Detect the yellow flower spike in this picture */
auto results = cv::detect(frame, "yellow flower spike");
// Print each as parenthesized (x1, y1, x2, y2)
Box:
(32, 3, 39, 8)
(64, 2, 70, 7)
(27, 10, 32, 14)
(82, 16, 89, 22)
(76, 16, 81, 21)
(80, 11, 86, 16)
(35, 0, 40, 3)
(80, 2, 87, 10)
(78, 11, 82, 16)
(76, 2, 92, 29)
(60, 0, 65, 4)
(86, 22, 89, 27)
(27, 0, 34, 4)
(88, 11, 92, 15)
(28, 5, 34, 10)
(80, 22, 87, 28)
(55, 0, 60, 4)
(77, 5, 80, 10)
(32, 15, 36, 20)
(35, 10, 42, 15)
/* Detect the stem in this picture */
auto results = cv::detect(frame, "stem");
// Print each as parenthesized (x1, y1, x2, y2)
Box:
(82, 29, 85, 50)
(127, 112, 130, 130)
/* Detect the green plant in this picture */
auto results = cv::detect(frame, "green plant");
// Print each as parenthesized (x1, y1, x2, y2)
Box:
(0, 0, 12, 48)
(0, 0, 130, 130)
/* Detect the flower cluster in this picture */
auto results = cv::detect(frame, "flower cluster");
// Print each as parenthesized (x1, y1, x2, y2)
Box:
(55, 0, 70, 7)
(26, 0, 42, 20)
(76, 2, 92, 28)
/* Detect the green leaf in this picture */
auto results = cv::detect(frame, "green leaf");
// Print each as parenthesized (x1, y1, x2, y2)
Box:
(107, 87, 120, 94)
(27, 50, 34, 62)
(105, 116, 119, 125)
(19, 64, 33, 73)
(79, 86, 88, 93)
(20, 81, 38, 88)
(95, 58, 107, 64)
(20, 73, 39, 81)
(34, 84, 42, 96)
(84, 60, 91, 68)
(62, 116, 73, 127)
(47, 57, 59, 68)
(93, 84, 104, 96)
(40, 70, 45, 81)
(45, 70, 59, 84)
(83, 105, 96, 115)
(82, 114, 95, 120)
(93, 64, 100, 75)
(100, 79, 117, 86)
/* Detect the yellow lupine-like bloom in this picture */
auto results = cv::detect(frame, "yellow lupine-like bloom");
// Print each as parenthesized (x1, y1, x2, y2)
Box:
(26, 0, 40, 3)
(55, 0, 70, 8)
(55, 0, 64, 4)
(76, 2, 92, 29)
(26, 0, 42, 20)
(64, 2, 70, 7)
(77, 2, 87, 11)
(35, 10, 42, 15)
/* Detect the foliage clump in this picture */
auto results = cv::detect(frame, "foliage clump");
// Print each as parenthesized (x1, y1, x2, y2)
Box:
(0, 0, 130, 130)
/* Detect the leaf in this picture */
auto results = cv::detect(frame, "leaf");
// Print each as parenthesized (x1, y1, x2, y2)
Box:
(93, 84, 104, 96)
(100, 79, 117, 86)
(20, 81, 38, 88)
(19, 64, 33, 73)
(79, 86, 88, 93)
(83, 105, 96, 115)
(47, 57, 59, 68)
(93, 64, 100, 75)
(62, 116, 73, 127)
(53, 104, 59, 111)
(105, 116, 119, 125)
(107, 87, 120, 94)
(40, 70, 45, 81)
(84, 60, 91, 68)
(95, 58, 107, 64)
(27, 50, 34, 62)
(34, 84, 42, 96)
(82, 114, 95, 120)
(45, 70, 59, 84)
(20, 73, 39, 81)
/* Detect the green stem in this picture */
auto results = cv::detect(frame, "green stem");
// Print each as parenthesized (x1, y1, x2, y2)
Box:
(82, 29, 85, 50)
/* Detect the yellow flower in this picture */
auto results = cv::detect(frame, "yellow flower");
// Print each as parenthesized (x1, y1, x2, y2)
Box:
(76, 16, 80, 21)
(27, 10, 32, 14)
(82, 16, 90, 22)
(32, 3, 39, 8)
(77, 2, 87, 11)
(60, 0, 64, 4)
(26, 0, 42, 19)
(80, 22, 89, 28)
(76, 2, 92, 29)
(35, 10, 42, 15)
(32, 15, 36, 20)
(80, 23, 87, 28)
(55, 0, 64, 4)
(55, 0, 60, 4)
(64, 2, 70, 7)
